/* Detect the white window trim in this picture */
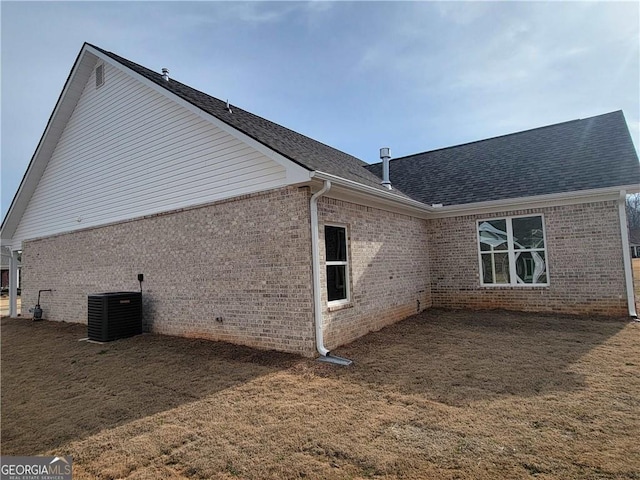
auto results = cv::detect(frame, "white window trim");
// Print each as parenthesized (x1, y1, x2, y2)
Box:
(476, 213, 550, 287)
(325, 223, 351, 306)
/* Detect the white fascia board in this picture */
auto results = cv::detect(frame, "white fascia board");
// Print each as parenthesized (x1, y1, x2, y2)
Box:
(1, 46, 98, 243)
(430, 184, 640, 218)
(310, 170, 640, 219)
(85, 46, 310, 185)
(310, 171, 432, 217)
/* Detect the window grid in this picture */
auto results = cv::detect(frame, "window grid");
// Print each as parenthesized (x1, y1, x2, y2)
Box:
(477, 214, 549, 287)
(325, 224, 350, 304)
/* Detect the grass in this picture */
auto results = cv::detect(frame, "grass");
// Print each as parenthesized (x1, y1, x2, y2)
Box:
(2, 309, 639, 479)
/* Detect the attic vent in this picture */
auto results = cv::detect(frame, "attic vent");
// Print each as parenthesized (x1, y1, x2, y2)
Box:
(95, 64, 104, 88)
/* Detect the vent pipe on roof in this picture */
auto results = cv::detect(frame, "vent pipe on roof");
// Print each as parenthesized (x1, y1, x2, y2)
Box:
(161, 68, 170, 81)
(380, 147, 392, 190)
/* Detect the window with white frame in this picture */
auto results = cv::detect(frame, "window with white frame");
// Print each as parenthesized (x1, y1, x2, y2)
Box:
(478, 215, 548, 286)
(325, 225, 349, 302)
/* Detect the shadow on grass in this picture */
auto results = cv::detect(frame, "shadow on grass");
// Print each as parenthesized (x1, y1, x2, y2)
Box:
(0, 317, 299, 456)
(1, 309, 631, 456)
(326, 308, 630, 406)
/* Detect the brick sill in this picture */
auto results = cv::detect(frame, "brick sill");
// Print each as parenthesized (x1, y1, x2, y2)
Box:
(480, 285, 550, 289)
(327, 302, 353, 313)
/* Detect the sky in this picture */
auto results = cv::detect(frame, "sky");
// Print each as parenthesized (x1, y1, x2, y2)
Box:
(1, 1, 639, 220)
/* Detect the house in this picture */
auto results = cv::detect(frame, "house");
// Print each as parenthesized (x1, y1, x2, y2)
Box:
(0, 250, 20, 294)
(2, 43, 639, 358)
(629, 228, 640, 258)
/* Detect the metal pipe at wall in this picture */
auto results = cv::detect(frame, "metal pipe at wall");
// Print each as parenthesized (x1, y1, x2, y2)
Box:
(380, 147, 391, 190)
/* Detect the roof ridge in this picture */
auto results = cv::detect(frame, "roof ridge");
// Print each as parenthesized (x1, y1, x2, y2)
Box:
(372, 111, 624, 165)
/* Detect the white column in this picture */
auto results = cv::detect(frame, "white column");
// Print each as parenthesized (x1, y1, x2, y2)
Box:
(618, 191, 637, 317)
(9, 250, 19, 317)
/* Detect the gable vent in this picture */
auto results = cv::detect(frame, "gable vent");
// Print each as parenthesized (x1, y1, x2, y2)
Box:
(95, 64, 104, 88)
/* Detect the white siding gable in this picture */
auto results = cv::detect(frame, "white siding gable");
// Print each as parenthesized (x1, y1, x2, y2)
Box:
(13, 61, 295, 244)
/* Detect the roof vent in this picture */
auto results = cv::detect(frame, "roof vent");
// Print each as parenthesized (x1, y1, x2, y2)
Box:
(161, 68, 169, 81)
(380, 147, 392, 190)
(226, 99, 232, 114)
(95, 64, 104, 88)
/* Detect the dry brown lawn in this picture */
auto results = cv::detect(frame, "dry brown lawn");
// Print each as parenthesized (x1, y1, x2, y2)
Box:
(2, 309, 639, 479)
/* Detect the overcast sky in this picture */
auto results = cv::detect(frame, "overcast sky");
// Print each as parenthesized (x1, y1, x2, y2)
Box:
(2, 1, 639, 220)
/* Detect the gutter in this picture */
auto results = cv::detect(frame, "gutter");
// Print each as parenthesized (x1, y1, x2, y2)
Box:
(310, 180, 353, 366)
(618, 190, 638, 318)
(433, 184, 640, 218)
(309, 171, 433, 214)
(310, 171, 639, 219)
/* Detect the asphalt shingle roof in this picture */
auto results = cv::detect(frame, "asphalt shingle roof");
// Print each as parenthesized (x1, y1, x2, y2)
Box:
(364, 111, 640, 206)
(94, 45, 639, 207)
(91, 44, 401, 196)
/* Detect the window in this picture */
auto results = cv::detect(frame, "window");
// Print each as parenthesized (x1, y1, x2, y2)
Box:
(478, 215, 548, 286)
(95, 64, 104, 88)
(325, 225, 349, 303)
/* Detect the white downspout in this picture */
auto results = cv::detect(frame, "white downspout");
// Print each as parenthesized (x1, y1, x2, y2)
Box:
(310, 181, 353, 365)
(311, 181, 332, 356)
(618, 190, 637, 318)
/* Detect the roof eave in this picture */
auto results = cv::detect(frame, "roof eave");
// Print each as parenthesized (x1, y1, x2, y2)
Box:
(1, 43, 98, 243)
(430, 184, 640, 218)
(311, 171, 638, 219)
(310, 171, 436, 217)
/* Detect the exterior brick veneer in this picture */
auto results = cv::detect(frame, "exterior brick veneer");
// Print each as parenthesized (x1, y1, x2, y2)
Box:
(21, 186, 316, 355)
(428, 201, 629, 316)
(318, 197, 431, 350)
(19, 192, 630, 358)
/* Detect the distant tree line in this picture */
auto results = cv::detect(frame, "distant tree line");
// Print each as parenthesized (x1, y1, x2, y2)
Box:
(626, 194, 640, 232)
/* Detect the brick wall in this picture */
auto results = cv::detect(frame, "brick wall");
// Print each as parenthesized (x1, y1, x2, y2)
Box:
(21, 188, 627, 358)
(318, 197, 431, 350)
(428, 201, 629, 316)
(21, 186, 316, 356)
